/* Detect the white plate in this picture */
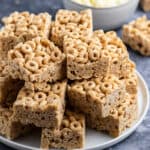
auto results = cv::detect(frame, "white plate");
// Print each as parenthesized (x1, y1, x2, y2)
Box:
(0, 71, 149, 150)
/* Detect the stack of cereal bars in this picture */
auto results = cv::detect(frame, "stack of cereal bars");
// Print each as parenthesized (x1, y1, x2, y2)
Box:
(0, 9, 138, 150)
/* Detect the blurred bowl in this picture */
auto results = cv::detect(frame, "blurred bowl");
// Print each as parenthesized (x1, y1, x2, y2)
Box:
(63, 0, 139, 30)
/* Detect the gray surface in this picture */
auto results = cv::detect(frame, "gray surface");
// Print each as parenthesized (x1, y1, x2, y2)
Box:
(0, 0, 150, 150)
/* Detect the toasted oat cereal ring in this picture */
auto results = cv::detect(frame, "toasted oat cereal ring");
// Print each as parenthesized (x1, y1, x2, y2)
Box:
(70, 121, 82, 131)
(52, 83, 62, 95)
(69, 31, 80, 39)
(25, 60, 39, 72)
(101, 82, 113, 93)
(51, 49, 62, 62)
(88, 48, 100, 61)
(70, 11, 80, 23)
(34, 92, 46, 101)
(66, 23, 77, 32)
(21, 43, 33, 54)
(61, 128, 73, 138)
(72, 84, 84, 92)
(15, 15, 26, 21)
(43, 84, 51, 93)
(57, 14, 70, 24)
(84, 81, 96, 90)
(62, 119, 70, 128)
(75, 52, 88, 64)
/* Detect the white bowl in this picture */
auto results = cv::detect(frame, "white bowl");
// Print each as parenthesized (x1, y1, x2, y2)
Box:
(63, 0, 139, 30)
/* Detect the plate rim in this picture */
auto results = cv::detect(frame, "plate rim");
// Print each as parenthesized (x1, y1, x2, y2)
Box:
(0, 71, 149, 150)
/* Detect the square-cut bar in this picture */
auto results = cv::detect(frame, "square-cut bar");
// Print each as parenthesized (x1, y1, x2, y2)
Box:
(51, 9, 93, 47)
(122, 16, 150, 56)
(13, 80, 67, 128)
(8, 37, 66, 82)
(68, 75, 125, 118)
(0, 11, 51, 54)
(64, 30, 129, 80)
(41, 110, 85, 150)
(87, 93, 137, 137)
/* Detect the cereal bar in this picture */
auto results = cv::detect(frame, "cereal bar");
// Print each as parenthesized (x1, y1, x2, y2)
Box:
(0, 11, 51, 53)
(68, 75, 125, 118)
(41, 110, 85, 150)
(0, 106, 31, 140)
(122, 16, 150, 56)
(51, 9, 93, 47)
(8, 37, 66, 82)
(87, 93, 137, 137)
(13, 80, 67, 128)
(64, 30, 128, 80)
(141, 0, 150, 12)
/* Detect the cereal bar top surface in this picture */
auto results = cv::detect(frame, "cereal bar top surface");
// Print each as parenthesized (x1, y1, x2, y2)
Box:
(8, 37, 65, 74)
(64, 30, 128, 64)
(55, 9, 92, 30)
(69, 75, 124, 97)
(109, 93, 137, 119)
(0, 11, 51, 37)
(123, 16, 150, 38)
(14, 81, 67, 111)
(60, 110, 84, 132)
(51, 9, 93, 46)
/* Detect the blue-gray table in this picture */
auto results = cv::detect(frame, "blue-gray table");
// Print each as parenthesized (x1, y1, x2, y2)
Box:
(0, 0, 150, 150)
